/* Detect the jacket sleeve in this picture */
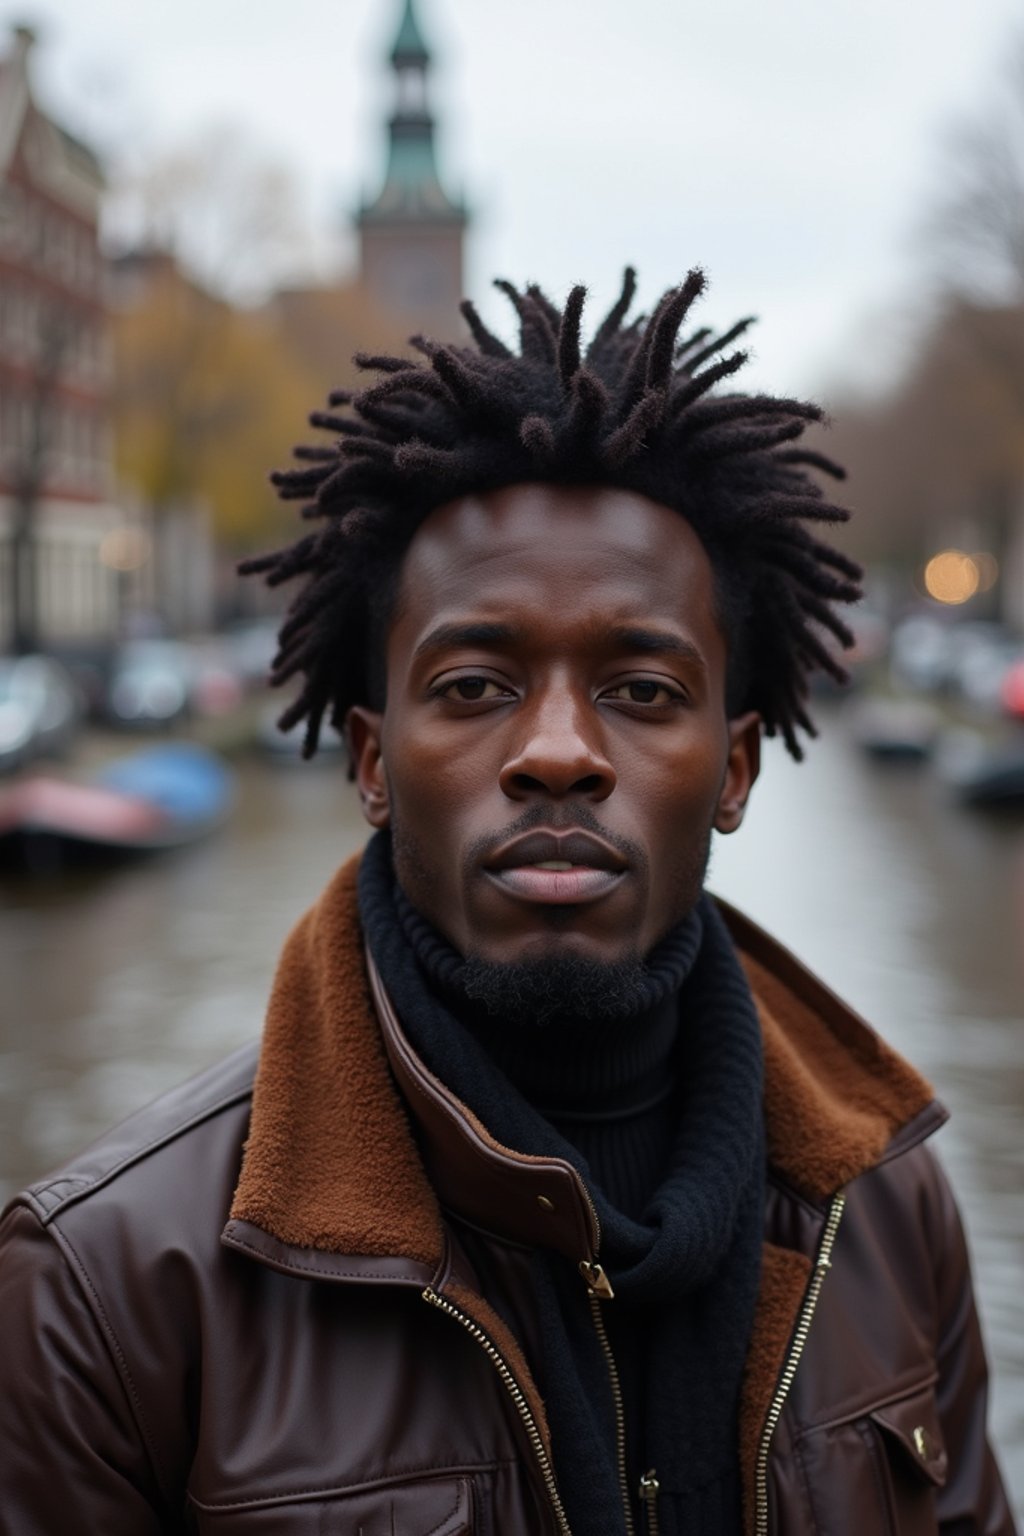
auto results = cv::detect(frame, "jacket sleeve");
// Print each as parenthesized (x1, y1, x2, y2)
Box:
(926, 1156, 1018, 1535)
(0, 1202, 168, 1536)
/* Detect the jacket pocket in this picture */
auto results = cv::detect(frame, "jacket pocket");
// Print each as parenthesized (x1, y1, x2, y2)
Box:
(795, 1380, 946, 1536)
(868, 1382, 948, 1535)
(188, 1474, 474, 1535)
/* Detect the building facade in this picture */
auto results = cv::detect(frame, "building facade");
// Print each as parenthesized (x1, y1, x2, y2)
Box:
(0, 26, 122, 652)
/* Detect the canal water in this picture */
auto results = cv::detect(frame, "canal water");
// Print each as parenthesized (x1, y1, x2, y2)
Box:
(2, 701, 1022, 1513)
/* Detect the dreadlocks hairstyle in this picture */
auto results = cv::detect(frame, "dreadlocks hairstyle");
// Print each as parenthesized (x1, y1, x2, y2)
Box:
(241, 268, 862, 761)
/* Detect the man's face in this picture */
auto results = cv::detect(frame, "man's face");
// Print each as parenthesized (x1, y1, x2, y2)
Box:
(348, 483, 760, 968)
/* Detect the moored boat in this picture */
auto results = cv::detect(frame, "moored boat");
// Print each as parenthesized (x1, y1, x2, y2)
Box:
(935, 730, 1024, 810)
(851, 697, 940, 764)
(0, 743, 235, 872)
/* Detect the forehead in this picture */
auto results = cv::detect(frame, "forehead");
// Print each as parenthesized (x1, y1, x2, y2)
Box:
(393, 483, 722, 641)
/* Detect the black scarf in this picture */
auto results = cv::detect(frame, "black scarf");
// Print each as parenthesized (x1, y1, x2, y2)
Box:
(358, 832, 764, 1536)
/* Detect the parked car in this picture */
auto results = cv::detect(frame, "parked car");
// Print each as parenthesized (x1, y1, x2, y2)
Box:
(0, 655, 82, 773)
(105, 641, 192, 729)
(889, 615, 956, 694)
(944, 623, 1024, 714)
(890, 616, 1024, 716)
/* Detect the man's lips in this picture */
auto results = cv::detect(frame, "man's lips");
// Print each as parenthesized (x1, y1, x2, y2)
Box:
(487, 866, 624, 904)
(483, 829, 627, 906)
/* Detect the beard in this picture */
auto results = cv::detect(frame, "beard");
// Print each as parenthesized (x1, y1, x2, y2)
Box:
(458, 947, 651, 1029)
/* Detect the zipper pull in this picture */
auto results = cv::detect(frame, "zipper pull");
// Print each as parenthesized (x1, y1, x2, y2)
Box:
(578, 1259, 615, 1299)
(639, 1469, 660, 1535)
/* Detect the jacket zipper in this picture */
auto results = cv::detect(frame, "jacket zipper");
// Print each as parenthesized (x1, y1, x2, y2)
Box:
(581, 1263, 635, 1536)
(753, 1191, 846, 1536)
(578, 1187, 637, 1536)
(639, 1469, 660, 1535)
(422, 1285, 574, 1536)
(427, 1187, 637, 1535)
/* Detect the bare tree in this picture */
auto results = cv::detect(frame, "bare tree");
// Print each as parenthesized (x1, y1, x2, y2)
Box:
(910, 28, 1024, 609)
(107, 128, 316, 305)
(926, 29, 1024, 306)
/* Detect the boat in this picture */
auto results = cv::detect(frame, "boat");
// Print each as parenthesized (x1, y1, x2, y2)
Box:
(851, 697, 940, 764)
(935, 730, 1024, 809)
(0, 743, 235, 871)
(949, 745, 1024, 809)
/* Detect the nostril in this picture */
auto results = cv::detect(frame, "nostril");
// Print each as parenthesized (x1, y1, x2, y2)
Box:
(509, 772, 548, 794)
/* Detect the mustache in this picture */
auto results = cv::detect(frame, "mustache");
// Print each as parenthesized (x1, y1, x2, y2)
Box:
(464, 804, 647, 879)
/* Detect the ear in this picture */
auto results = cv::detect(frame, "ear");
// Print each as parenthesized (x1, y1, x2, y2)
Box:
(346, 706, 390, 828)
(713, 711, 761, 834)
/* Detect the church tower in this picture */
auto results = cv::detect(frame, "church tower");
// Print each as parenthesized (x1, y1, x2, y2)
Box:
(356, 0, 468, 337)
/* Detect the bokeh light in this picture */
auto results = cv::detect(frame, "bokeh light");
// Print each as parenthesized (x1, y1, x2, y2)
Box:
(923, 549, 980, 605)
(99, 526, 152, 572)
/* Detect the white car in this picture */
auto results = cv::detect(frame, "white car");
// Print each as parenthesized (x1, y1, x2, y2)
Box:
(0, 655, 81, 773)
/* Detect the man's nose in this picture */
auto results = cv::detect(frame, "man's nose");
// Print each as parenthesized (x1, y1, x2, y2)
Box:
(498, 686, 616, 801)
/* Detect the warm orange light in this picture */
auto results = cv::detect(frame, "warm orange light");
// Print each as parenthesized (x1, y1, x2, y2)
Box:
(923, 549, 979, 605)
(100, 527, 151, 573)
(969, 551, 999, 593)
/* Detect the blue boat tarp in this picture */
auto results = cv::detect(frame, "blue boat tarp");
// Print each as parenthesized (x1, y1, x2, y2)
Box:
(95, 744, 234, 826)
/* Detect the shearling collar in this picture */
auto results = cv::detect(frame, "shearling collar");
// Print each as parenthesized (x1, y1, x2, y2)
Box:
(228, 853, 941, 1264)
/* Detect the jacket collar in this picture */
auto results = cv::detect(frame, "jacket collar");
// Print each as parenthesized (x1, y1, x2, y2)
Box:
(718, 898, 946, 1198)
(224, 854, 943, 1275)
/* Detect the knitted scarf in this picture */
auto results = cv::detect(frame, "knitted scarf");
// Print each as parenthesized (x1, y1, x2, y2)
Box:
(358, 831, 764, 1536)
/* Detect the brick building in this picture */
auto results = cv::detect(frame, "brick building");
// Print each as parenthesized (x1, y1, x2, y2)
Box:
(0, 25, 122, 652)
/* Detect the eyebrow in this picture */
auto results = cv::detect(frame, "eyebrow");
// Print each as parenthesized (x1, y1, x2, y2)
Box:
(606, 626, 707, 670)
(413, 620, 706, 669)
(413, 621, 518, 659)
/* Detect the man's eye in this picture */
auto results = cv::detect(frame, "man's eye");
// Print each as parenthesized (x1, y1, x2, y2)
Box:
(442, 677, 506, 701)
(605, 680, 679, 705)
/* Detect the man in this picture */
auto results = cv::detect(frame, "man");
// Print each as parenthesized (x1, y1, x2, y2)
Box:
(0, 270, 1014, 1535)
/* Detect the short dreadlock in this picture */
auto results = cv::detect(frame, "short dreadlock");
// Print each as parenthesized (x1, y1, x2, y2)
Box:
(242, 267, 862, 760)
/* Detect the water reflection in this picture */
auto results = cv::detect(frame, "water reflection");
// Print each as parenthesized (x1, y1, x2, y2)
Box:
(3, 706, 1022, 1510)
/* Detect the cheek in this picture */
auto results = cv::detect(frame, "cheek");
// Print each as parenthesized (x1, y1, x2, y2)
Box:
(384, 718, 484, 821)
(630, 730, 727, 824)
(380, 716, 492, 894)
(639, 743, 724, 913)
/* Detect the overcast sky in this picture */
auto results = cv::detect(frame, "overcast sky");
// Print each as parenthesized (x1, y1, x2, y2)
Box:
(9, 0, 1022, 399)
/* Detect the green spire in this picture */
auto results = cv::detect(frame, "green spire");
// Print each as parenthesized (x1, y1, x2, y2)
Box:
(390, 0, 430, 69)
(359, 0, 465, 225)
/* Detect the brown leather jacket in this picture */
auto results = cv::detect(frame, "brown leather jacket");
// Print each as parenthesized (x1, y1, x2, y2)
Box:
(0, 859, 1015, 1535)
